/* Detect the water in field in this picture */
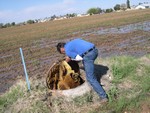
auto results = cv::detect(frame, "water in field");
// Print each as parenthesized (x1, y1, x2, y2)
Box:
(81, 21, 150, 36)
(97, 21, 150, 34)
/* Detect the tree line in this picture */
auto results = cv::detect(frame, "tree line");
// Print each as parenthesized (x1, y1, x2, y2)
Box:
(0, 0, 131, 29)
(88, 0, 131, 14)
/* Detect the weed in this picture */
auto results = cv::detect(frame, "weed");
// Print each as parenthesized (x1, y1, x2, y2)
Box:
(73, 92, 93, 106)
(139, 65, 150, 93)
(0, 86, 24, 112)
(111, 56, 138, 83)
(29, 100, 50, 113)
(107, 85, 118, 103)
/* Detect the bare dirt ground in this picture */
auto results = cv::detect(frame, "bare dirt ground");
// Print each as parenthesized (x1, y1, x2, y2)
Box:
(0, 21, 150, 94)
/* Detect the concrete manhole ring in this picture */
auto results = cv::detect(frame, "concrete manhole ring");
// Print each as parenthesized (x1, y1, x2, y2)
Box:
(46, 60, 91, 98)
(50, 81, 91, 98)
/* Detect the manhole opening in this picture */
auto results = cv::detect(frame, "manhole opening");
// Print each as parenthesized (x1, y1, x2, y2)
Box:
(46, 60, 85, 90)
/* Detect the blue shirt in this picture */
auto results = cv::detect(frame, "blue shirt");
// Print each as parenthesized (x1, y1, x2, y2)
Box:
(64, 38, 95, 59)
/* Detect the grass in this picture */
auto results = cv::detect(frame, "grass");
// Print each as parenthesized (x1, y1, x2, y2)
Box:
(0, 55, 150, 113)
(0, 85, 24, 112)
(111, 56, 138, 83)
(104, 55, 150, 113)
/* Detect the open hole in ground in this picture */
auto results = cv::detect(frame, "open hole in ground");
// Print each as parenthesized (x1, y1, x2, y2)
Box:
(46, 60, 91, 98)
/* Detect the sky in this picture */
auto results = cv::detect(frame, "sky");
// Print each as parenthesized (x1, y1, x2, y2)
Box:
(0, 0, 149, 24)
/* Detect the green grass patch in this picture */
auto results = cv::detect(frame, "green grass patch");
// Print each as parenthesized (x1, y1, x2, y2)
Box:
(105, 55, 150, 112)
(138, 65, 150, 93)
(111, 56, 138, 83)
(0, 86, 24, 112)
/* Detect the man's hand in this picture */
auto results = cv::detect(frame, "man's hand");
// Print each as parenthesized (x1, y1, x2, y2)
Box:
(65, 56, 71, 62)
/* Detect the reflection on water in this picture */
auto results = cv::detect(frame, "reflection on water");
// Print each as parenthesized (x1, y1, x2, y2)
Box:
(81, 21, 150, 37)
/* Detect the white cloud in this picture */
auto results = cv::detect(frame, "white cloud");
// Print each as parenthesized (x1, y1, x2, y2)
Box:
(0, 1, 82, 23)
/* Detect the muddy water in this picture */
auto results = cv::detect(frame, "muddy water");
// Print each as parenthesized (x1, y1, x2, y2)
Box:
(0, 21, 150, 94)
(96, 21, 150, 34)
(81, 21, 150, 36)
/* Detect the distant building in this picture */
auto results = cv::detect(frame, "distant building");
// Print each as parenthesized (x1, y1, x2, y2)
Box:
(77, 14, 90, 17)
(135, 3, 150, 9)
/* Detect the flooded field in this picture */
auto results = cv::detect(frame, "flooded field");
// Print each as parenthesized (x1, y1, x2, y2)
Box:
(82, 21, 150, 35)
(0, 21, 150, 94)
(81, 21, 150, 57)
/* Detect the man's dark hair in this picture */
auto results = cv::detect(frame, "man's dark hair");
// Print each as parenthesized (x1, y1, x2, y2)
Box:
(56, 42, 66, 53)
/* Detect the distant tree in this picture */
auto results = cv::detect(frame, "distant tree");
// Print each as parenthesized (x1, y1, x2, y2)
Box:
(17, 22, 26, 26)
(127, 0, 131, 9)
(114, 4, 121, 11)
(87, 7, 102, 15)
(71, 13, 77, 17)
(27, 20, 35, 24)
(51, 15, 57, 20)
(34, 19, 38, 23)
(0, 22, 16, 28)
(66, 13, 77, 18)
(4, 23, 11, 28)
(105, 8, 113, 13)
(97, 7, 102, 13)
(0, 23, 4, 28)
(11, 22, 15, 26)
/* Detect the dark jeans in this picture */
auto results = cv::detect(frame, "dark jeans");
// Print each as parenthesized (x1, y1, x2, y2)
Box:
(82, 48, 107, 99)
